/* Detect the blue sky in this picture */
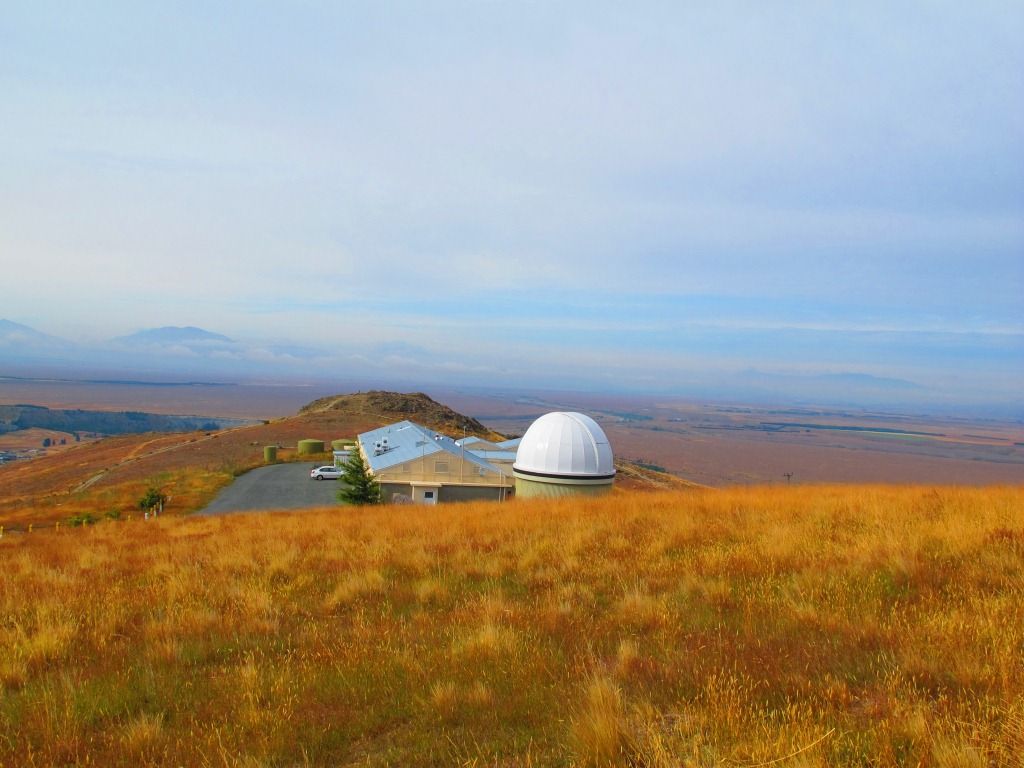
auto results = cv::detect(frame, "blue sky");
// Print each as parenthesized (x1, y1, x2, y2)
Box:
(1, 2, 1021, 407)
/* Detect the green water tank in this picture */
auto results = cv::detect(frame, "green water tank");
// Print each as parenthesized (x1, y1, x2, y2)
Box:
(297, 439, 325, 455)
(263, 446, 278, 462)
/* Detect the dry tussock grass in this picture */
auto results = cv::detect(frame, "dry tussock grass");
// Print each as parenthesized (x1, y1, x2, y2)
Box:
(0, 484, 1021, 766)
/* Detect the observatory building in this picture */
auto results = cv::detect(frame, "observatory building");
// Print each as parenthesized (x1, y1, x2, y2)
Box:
(357, 421, 513, 504)
(512, 412, 615, 498)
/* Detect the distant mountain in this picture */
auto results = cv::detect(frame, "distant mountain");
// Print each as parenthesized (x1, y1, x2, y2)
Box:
(815, 372, 925, 391)
(113, 326, 234, 345)
(0, 320, 77, 368)
(737, 369, 924, 392)
(0, 319, 68, 348)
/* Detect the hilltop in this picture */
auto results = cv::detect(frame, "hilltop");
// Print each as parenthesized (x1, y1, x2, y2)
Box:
(300, 390, 503, 441)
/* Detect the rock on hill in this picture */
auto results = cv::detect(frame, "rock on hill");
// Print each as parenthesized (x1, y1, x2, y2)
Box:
(299, 391, 503, 441)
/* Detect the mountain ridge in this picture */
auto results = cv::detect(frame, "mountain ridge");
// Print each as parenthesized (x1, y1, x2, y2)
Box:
(113, 326, 234, 345)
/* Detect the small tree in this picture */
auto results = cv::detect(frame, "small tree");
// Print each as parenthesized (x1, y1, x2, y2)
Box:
(139, 486, 167, 513)
(338, 449, 381, 505)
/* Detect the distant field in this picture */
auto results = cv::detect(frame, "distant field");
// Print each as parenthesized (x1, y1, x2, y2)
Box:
(3, 379, 1022, 490)
(0, 427, 86, 453)
(455, 392, 1024, 486)
(1, 486, 1021, 765)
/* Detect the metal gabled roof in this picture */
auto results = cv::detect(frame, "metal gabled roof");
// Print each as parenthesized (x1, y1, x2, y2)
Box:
(358, 421, 505, 475)
(467, 449, 518, 463)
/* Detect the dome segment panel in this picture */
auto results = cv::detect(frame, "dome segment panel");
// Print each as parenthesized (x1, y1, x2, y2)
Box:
(513, 412, 615, 480)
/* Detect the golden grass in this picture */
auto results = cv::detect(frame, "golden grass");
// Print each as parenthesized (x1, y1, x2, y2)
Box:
(0, 485, 1021, 766)
(0, 465, 238, 530)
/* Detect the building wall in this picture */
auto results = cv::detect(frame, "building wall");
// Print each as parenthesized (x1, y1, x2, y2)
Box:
(380, 482, 507, 504)
(374, 452, 511, 488)
(381, 483, 413, 503)
(439, 484, 509, 503)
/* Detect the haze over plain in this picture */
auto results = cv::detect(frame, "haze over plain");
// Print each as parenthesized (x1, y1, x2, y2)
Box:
(1, 3, 1021, 413)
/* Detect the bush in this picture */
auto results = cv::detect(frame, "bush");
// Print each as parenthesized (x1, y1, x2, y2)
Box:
(67, 513, 97, 527)
(138, 487, 167, 512)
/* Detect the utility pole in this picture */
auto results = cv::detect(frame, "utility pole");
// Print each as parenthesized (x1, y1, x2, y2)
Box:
(783, 472, 794, 484)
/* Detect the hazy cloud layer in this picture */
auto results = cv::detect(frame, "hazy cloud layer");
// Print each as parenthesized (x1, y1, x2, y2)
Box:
(1, 3, 1021, 408)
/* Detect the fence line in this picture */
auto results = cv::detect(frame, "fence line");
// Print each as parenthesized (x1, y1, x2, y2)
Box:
(0, 513, 156, 536)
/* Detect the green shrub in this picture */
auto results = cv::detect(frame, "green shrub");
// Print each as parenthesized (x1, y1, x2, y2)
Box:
(138, 487, 167, 512)
(67, 513, 97, 527)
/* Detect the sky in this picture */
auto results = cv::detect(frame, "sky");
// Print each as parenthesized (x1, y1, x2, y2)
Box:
(1, 2, 1022, 409)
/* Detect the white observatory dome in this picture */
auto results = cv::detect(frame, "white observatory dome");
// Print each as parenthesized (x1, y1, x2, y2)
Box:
(513, 412, 615, 480)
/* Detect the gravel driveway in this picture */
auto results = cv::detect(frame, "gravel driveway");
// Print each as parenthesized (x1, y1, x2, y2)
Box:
(200, 463, 342, 515)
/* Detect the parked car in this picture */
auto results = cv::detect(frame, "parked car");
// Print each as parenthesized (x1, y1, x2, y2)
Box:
(310, 465, 342, 480)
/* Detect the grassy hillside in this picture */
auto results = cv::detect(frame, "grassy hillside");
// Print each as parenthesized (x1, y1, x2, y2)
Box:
(2, 485, 1021, 766)
(0, 392, 515, 530)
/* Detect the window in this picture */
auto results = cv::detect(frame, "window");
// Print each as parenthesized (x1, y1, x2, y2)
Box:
(424, 491, 434, 499)
(434, 461, 449, 474)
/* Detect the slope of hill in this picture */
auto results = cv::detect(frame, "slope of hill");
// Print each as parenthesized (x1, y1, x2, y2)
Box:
(1, 486, 1020, 766)
(0, 391, 684, 528)
(612, 458, 705, 491)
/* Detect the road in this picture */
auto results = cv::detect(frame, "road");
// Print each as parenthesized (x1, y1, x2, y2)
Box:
(200, 463, 342, 515)
(72, 425, 258, 493)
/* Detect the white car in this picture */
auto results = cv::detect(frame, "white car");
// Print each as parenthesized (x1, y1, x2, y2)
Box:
(310, 465, 342, 480)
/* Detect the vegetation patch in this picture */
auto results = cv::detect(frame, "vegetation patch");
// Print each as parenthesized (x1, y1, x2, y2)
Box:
(0, 485, 1021, 765)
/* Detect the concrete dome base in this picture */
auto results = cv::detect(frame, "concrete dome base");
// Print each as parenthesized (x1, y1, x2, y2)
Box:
(514, 475, 614, 499)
